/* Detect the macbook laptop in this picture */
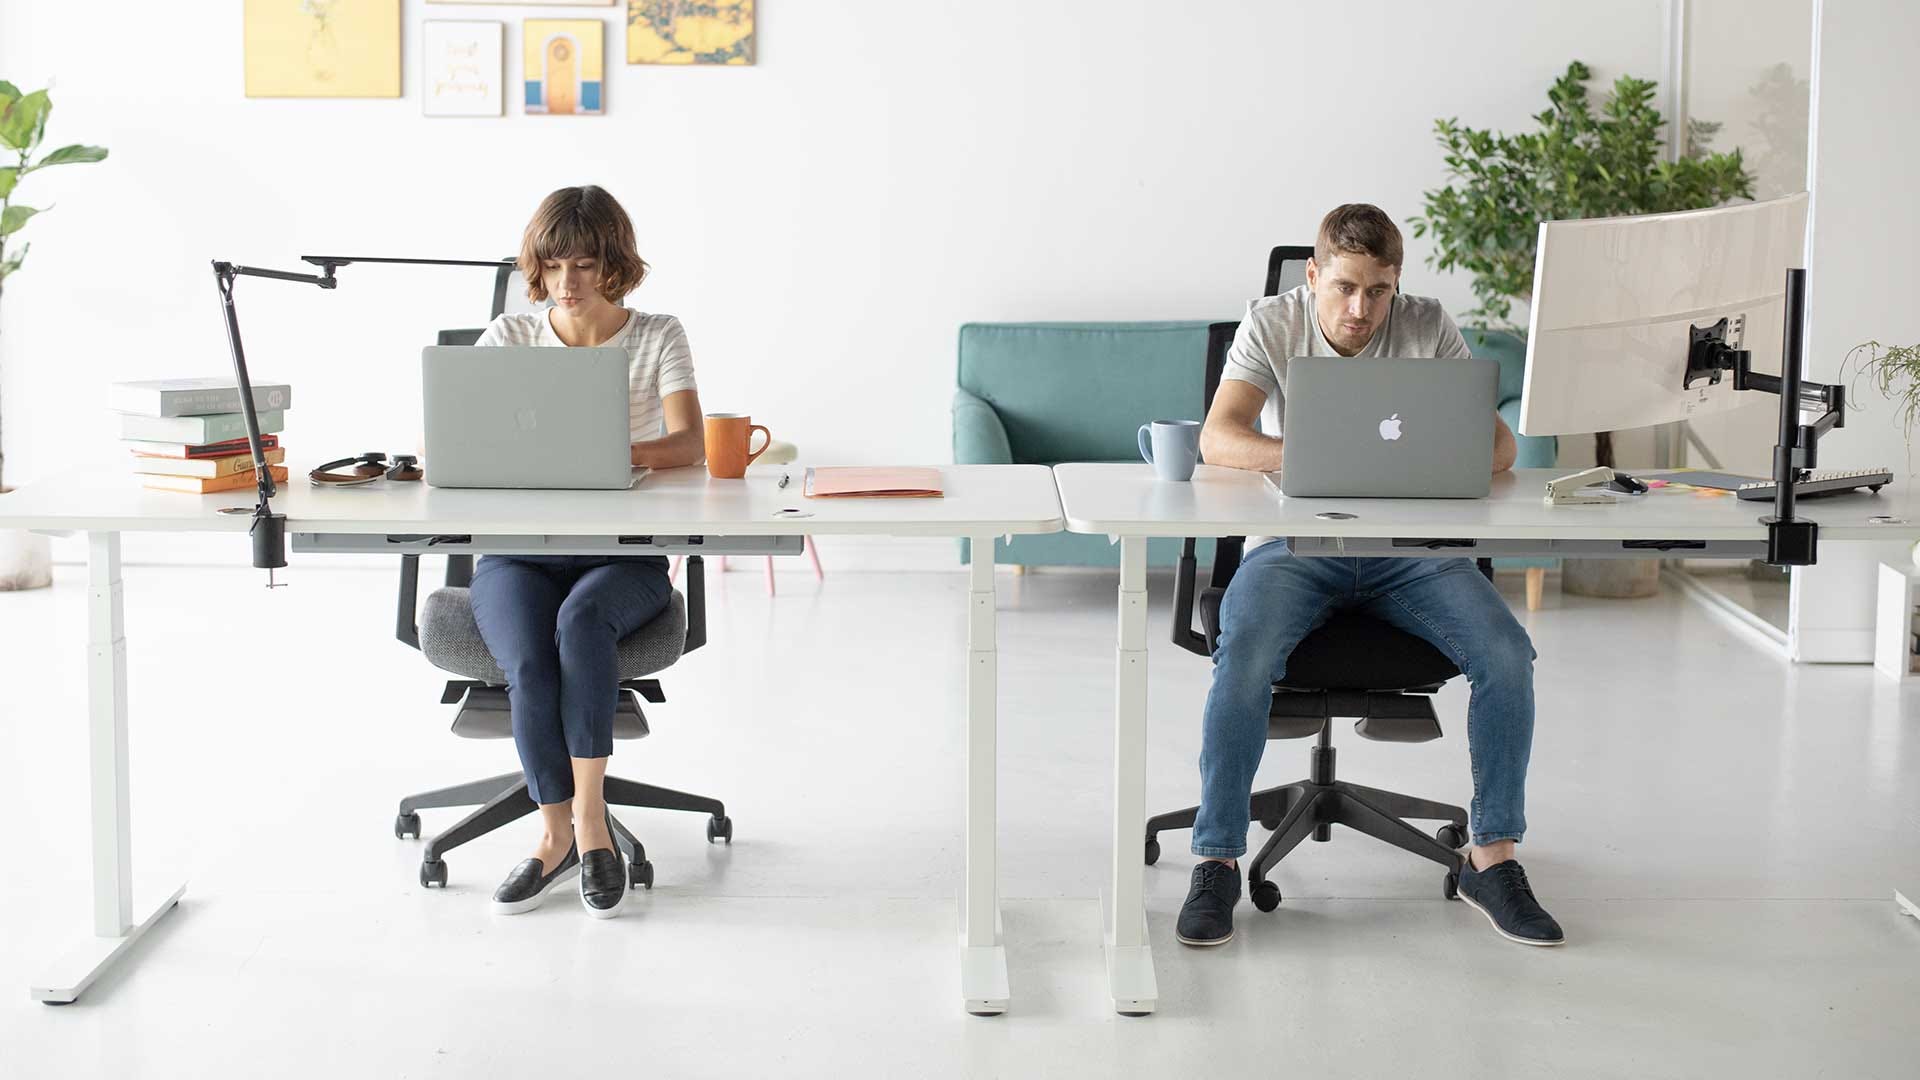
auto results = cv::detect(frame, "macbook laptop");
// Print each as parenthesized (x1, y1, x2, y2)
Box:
(423, 345, 636, 489)
(1272, 355, 1498, 498)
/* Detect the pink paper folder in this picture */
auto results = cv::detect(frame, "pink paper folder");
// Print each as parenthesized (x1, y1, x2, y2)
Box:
(804, 466, 945, 498)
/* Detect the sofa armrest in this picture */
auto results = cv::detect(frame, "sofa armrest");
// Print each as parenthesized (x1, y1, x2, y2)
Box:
(953, 388, 1014, 464)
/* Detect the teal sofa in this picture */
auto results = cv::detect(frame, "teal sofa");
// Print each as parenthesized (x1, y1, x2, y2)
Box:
(951, 321, 1557, 570)
(954, 321, 1218, 568)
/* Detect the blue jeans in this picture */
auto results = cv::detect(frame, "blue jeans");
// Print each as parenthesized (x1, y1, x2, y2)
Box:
(468, 554, 673, 806)
(1193, 543, 1536, 857)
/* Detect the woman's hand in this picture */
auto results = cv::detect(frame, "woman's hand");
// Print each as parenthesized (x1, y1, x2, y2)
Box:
(630, 388, 706, 469)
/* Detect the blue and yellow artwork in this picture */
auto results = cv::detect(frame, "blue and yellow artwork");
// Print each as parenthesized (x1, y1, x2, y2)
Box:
(524, 19, 605, 115)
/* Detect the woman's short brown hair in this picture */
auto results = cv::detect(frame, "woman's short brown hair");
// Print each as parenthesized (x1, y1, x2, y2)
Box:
(517, 185, 649, 303)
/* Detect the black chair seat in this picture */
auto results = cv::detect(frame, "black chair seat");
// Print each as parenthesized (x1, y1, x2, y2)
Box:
(1276, 612, 1460, 691)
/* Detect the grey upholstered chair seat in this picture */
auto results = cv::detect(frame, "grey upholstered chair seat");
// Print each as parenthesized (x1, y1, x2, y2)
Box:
(419, 587, 689, 685)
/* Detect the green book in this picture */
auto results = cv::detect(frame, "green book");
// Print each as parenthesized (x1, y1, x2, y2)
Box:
(117, 410, 285, 445)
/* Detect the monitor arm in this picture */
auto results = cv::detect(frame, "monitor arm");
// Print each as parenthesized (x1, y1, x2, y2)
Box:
(1679, 268, 1842, 566)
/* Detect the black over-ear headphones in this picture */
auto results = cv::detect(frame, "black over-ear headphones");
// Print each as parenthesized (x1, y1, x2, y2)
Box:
(309, 451, 422, 487)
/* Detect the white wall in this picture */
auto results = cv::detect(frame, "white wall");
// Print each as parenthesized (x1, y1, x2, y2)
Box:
(1789, 0, 1920, 662)
(0, 1, 1663, 562)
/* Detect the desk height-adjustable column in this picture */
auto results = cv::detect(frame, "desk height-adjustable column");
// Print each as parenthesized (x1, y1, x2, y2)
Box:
(32, 532, 187, 1004)
(960, 536, 1009, 1015)
(1105, 535, 1158, 1015)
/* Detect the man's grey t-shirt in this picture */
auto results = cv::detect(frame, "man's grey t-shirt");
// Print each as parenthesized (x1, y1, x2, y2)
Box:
(1221, 283, 1472, 437)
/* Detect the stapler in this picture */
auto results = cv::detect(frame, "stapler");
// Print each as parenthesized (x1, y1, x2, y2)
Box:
(1545, 466, 1622, 505)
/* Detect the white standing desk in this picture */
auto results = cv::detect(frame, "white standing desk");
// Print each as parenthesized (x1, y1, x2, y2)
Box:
(1, 463, 1063, 1014)
(1053, 463, 1920, 1016)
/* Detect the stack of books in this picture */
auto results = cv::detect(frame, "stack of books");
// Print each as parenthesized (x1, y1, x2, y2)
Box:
(111, 378, 293, 494)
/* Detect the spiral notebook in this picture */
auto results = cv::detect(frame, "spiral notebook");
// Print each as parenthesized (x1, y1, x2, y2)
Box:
(803, 467, 945, 498)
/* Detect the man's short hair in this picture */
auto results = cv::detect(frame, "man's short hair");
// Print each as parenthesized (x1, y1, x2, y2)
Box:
(1315, 203, 1403, 269)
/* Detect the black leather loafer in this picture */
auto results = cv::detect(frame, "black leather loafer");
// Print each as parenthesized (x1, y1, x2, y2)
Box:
(491, 844, 580, 916)
(579, 847, 628, 919)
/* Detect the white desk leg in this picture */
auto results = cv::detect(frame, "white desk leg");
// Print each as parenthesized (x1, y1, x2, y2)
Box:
(960, 537, 1009, 1015)
(1899, 891, 1920, 925)
(1105, 536, 1157, 1015)
(31, 532, 185, 1004)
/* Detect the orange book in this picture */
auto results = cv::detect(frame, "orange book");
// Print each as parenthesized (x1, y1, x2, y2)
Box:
(131, 447, 285, 479)
(804, 467, 944, 498)
(141, 465, 289, 495)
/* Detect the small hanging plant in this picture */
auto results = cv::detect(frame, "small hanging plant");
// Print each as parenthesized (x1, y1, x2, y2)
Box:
(1845, 340, 1920, 447)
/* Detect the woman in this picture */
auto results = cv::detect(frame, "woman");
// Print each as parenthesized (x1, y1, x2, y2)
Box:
(468, 185, 704, 918)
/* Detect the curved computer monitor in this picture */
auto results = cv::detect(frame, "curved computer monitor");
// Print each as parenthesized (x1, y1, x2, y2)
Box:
(1516, 191, 1809, 436)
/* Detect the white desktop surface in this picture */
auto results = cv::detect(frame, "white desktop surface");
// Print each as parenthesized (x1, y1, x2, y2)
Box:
(1054, 464, 1920, 541)
(0, 462, 1064, 537)
(1, 461, 1058, 1016)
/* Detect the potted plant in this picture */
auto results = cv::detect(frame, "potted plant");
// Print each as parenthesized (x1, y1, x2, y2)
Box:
(0, 82, 107, 590)
(1411, 61, 1753, 598)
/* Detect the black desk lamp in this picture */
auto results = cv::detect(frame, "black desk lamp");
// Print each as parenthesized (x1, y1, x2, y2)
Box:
(210, 255, 514, 584)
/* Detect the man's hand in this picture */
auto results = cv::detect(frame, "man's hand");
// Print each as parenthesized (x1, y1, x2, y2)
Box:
(1199, 380, 1285, 473)
(1492, 411, 1517, 475)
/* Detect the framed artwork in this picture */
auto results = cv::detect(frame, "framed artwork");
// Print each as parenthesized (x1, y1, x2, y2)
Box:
(525, 20, 606, 116)
(423, 21, 504, 117)
(628, 0, 755, 66)
(243, 0, 402, 98)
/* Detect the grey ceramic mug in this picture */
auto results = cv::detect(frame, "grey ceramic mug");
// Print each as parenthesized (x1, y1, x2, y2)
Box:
(1137, 419, 1201, 481)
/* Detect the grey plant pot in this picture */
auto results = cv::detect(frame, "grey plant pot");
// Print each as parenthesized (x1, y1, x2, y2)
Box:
(1561, 556, 1661, 599)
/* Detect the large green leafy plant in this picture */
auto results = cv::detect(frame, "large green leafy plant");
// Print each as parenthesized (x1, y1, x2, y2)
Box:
(0, 82, 107, 491)
(1412, 61, 1754, 328)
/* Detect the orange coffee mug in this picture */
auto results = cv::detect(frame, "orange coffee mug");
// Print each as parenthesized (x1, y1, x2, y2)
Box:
(704, 413, 771, 479)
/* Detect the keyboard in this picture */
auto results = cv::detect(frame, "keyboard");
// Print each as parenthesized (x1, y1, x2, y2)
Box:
(1733, 468, 1894, 501)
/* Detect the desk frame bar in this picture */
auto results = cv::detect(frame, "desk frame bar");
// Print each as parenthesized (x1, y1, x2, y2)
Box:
(1285, 536, 1771, 560)
(294, 533, 804, 557)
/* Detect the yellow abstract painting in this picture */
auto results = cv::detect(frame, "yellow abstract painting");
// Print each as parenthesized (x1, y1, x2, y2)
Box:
(244, 0, 401, 98)
(627, 0, 755, 66)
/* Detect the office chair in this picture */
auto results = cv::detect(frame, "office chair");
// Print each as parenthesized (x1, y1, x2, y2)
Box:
(390, 326, 732, 890)
(1143, 246, 1475, 911)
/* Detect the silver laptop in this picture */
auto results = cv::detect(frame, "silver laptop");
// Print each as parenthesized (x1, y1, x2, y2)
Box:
(423, 345, 635, 489)
(1273, 355, 1498, 498)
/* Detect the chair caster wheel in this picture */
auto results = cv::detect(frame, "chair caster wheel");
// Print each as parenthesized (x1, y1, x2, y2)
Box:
(1144, 836, 1161, 866)
(1250, 880, 1282, 912)
(420, 858, 448, 889)
(1260, 817, 1281, 831)
(631, 860, 655, 890)
(1436, 823, 1466, 850)
(706, 815, 733, 844)
(394, 812, 421, 840)
(1443, 871, 1459, 900)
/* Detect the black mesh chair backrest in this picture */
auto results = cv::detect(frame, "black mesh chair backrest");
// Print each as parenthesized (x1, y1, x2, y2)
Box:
(1264, 245, 1314, 298)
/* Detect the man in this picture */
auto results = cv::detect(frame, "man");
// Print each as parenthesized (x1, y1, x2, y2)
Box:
(1176, 203, 1563, 948)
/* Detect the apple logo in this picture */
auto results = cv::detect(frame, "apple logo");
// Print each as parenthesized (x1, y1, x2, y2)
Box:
(515, 407, 539, 432)
(1378, 413, 1403, 441)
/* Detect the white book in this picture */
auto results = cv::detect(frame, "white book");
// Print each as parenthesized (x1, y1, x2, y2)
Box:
(118, 410, 285, 445)
(109, 377, 292, 417)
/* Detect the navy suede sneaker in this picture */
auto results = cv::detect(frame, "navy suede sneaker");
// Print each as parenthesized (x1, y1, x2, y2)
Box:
(1457, 858, 1564, 946)
(1175, 860, 1242, 946)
